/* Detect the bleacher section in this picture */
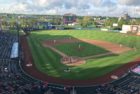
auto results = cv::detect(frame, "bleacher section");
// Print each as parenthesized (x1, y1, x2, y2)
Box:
(0, 31, 140, 94)
(0, 32, 18, 59)
(75, 72, 140, 94)
(0, 32, 69, 94)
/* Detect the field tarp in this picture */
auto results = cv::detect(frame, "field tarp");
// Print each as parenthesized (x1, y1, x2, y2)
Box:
(10, 42, 19, 58)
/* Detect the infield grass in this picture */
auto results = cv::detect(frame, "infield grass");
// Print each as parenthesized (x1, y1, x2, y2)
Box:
(54, 42, 109, 57)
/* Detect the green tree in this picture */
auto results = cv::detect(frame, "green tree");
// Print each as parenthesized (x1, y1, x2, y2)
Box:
(118, 19, 129, 28)
(82, 16, 93, 27)
(76, 18, 83, 26)
(104, 18, 118, 27)
(134, 19, 140, 25)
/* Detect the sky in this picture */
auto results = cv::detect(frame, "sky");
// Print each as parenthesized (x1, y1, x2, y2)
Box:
(0, 0, 140, 17)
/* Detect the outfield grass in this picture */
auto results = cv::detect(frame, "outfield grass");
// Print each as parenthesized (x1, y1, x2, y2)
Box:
(27, 30, 140, 80)
(55, 42, 109, 57)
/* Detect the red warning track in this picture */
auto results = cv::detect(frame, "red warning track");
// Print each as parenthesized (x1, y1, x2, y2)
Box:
(20, 35, 140, 86)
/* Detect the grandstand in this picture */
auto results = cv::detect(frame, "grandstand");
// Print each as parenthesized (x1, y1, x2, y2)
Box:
(75, 72, 140, 94)
(0, 31, 70, 94)
(0, 32, 18, 59)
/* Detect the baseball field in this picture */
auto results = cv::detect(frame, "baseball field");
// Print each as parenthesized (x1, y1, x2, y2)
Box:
(26, 30, 140, 80)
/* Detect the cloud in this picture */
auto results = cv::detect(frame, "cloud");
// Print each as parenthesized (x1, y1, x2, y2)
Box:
(0, 0, 140, 17)
(22, 0, 116, 14)
(118, 0, 140, 6)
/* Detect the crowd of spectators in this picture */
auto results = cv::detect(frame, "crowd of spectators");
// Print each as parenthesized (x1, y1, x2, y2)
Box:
(76, 72, 140, 94)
